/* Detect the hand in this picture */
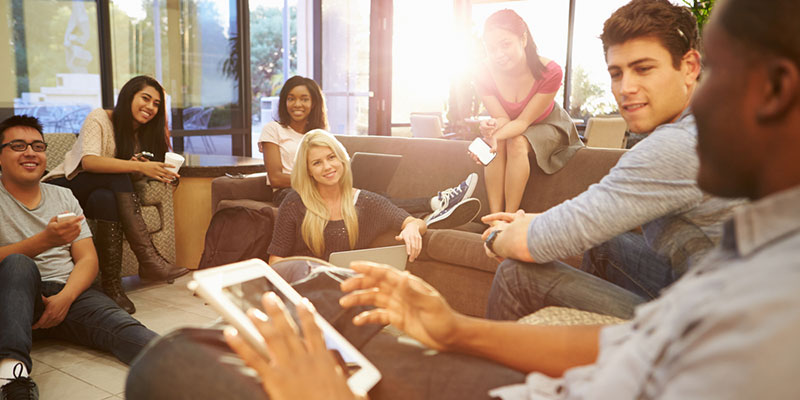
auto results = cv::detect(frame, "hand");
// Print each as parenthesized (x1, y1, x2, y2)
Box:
(136, 160, 179, 183)
(340, 262, 464, 351)
(395, 223, 422, 262)
(479, 118, 497, 138)
(481, 210, 525, 236)
(32, 292, 73, 329)
(224, 293, 356, 400)
(44, 215, 84, 248)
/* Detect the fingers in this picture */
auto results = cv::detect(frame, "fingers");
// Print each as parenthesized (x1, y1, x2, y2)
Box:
(223, 326, 274, 382)
(252, 292, 304, 363)
(352, 309, 392, 326)
(481, 212, 517, 225)
(296, 299, 328, 356)
(340, 262, 399, 293)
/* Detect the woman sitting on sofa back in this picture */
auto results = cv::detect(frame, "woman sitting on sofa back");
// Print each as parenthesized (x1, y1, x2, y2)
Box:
(268, 130, 426, 264)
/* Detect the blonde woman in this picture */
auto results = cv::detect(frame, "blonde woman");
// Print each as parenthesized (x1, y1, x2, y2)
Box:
(268, 130, 426, 263)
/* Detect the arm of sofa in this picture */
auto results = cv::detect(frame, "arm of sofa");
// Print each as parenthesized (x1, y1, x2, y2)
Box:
(211, 174, 273, 214)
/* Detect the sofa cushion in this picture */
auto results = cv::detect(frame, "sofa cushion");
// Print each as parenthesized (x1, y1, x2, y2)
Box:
(217, 198, 274, 212)
(425, 229, 499, 273)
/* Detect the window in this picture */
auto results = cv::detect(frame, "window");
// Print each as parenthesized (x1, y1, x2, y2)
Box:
(2, 0, 102, 133)
(110, 0, 246, 155)
(569, 0, 629, 121)
(321, 0, 370, 135)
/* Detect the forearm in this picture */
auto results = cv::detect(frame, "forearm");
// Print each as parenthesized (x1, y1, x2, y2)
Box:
(492, 119, 532, 141)
(82, 155, 141, 174)
(59, 256, 97, 302)
(450, 315, 601, 377)
(0, 232, 56, 261)
(267, 171, 292, 188)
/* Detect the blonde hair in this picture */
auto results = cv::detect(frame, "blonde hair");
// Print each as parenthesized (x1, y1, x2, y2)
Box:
(291, 130, 359, 257)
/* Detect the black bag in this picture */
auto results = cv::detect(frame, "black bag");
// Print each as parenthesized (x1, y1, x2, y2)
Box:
(198, 206, 275, 269)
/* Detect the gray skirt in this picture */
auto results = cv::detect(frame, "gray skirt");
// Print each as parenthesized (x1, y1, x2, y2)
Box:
(520, 102, 584, 174)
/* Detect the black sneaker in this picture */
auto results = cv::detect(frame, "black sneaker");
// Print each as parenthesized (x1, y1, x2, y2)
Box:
(1, 364, 38, 400)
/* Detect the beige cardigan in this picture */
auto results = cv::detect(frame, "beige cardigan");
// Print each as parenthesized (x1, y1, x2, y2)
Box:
(43, 108, 119, 181)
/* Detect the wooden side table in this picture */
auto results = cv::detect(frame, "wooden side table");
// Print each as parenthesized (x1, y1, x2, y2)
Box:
(173, 154, 264, 268)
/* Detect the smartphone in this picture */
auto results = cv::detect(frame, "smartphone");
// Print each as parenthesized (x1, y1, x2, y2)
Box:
(56, 212, 76, 222)
(188, 259, 382, 396)
(134, 151, 155, 161)
(468, 137, 497, 166)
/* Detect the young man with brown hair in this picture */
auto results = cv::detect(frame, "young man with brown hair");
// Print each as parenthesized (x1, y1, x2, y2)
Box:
(483, 0, 744, 321)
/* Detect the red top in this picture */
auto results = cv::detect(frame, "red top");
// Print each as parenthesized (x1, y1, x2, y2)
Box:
(476, 60, 563, 122)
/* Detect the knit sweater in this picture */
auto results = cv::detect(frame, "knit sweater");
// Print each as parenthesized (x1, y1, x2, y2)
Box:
(269, 189, 409, 261)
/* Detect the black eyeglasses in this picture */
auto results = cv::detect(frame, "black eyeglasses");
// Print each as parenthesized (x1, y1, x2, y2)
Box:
(0, 140, 48, 152)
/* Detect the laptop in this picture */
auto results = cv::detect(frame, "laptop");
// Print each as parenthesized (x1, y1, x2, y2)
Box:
(328, 245, 409, 271)
(351, 152, 403, 194)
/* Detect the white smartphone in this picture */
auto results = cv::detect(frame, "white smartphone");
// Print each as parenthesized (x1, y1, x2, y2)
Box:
(188, 259, 381, 396)
(468, 137, 497, 166)
(56, 212, 76, 222)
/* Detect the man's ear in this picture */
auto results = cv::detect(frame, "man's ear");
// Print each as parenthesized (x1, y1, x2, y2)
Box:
(682, 49, 702, 84)
(757, 57, 800, 121)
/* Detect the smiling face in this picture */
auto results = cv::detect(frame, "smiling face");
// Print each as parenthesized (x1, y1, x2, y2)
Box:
(606, 37, 699, 134)
(130, 85, 162, 128)
(287, 85, 313, 125)
(0, 126, 46, 188)
(483, 27, 527, 73)
(306, 145, 343, 188)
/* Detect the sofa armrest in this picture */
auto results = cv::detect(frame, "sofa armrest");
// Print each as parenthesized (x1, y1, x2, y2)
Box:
(211, 174, 273, 214)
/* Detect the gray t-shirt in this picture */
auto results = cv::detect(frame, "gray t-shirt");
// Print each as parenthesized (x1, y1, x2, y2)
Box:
(0, 181, 92, 284)
(527, 111, 745, 274)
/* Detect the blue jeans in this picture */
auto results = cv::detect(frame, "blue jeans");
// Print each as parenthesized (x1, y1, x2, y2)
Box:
(486, 232, 675, 320)
(0, 254, 158, 373)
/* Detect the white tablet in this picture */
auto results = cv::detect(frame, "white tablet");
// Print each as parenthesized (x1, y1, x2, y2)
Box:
(187, 259, 381, 396)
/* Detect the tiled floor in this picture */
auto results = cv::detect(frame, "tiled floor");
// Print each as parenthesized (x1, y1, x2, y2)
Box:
(30, 274, 218, 400)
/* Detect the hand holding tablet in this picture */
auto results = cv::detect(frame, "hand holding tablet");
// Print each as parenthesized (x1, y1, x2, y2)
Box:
(189, 259, 381, 397)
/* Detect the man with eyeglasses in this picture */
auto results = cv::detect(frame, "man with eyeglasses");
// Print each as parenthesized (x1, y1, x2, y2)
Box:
(0, 115, 158, 400)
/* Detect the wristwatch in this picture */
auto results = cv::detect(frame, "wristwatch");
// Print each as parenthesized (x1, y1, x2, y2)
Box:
(485, 229, 500, 254)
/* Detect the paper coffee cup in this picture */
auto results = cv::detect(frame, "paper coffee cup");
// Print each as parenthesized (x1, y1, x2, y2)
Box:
(164, 152, 185, 174)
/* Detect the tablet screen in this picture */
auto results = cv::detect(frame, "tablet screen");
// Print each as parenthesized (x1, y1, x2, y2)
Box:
(221, 277, 362, 375)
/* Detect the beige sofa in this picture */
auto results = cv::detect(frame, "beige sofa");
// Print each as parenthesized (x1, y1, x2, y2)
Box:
(44, 133, 177, 277)
(212, 136, 626, 317)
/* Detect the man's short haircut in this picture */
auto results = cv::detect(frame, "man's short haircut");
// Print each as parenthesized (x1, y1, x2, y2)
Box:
(601, 0, 699, 69)
(0, 115, 45, 143)
(718, 0, 800, 68)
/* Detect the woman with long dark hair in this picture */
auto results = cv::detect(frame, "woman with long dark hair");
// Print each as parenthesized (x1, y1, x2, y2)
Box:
(45, 75, 189, 314)
(474, 9, 583, 214)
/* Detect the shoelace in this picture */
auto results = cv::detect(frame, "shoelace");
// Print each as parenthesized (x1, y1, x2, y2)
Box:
(2, 363, 37, 400)
(437, 183, 467, 205)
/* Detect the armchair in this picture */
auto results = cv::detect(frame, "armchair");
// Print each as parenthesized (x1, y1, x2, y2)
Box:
(44, 133, 177, 277)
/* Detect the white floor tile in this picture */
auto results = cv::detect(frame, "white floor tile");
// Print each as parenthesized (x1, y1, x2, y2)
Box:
(61, 356, 129, 395)
(35, 370, 112, 400)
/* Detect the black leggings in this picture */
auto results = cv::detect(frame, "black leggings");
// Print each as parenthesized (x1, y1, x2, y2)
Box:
(48, 173, 135, 222)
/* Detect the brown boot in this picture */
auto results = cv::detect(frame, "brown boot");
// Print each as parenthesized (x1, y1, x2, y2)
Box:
(115, 192, 190, 283)
(94, 220, 136, 314)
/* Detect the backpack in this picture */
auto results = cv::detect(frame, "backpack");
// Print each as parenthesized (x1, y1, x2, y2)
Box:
(198, 206, 275, 269)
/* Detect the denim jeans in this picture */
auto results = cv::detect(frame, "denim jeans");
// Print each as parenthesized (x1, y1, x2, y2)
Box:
(486, 232, 675, 320)
(126, 328, 525, 400)
(0, 254, 158, 373)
